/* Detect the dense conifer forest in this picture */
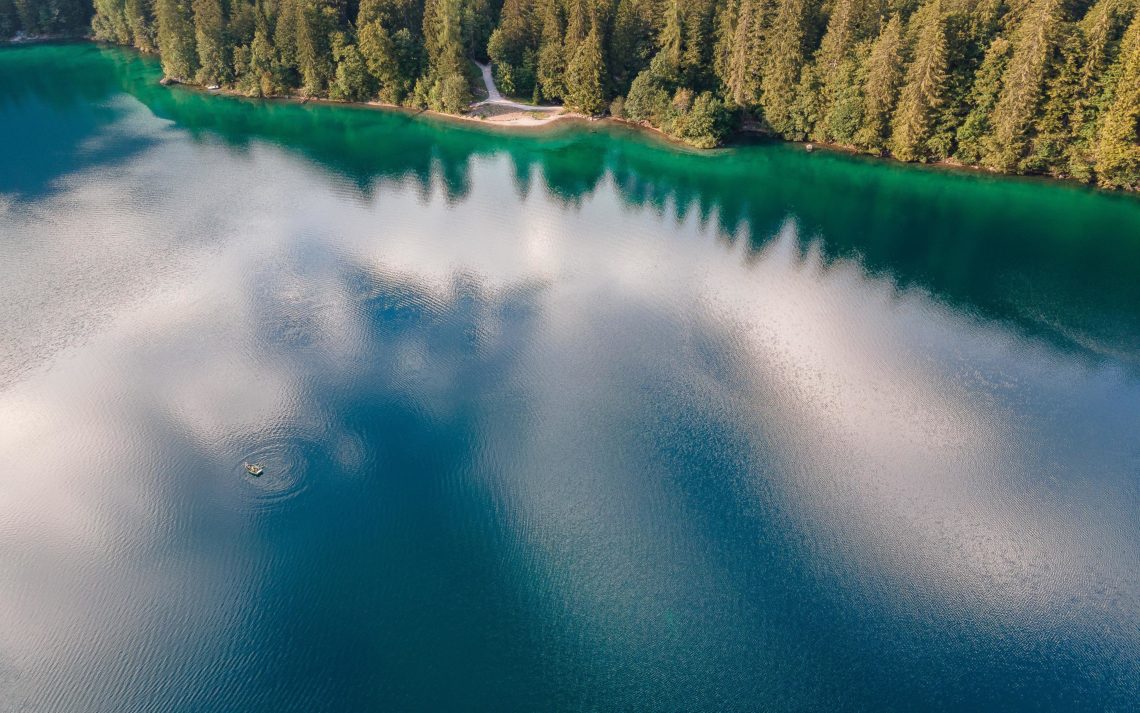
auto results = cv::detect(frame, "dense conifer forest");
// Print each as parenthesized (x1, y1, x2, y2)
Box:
(3, 0, 1138, 187)
(1, 1, 92, 36)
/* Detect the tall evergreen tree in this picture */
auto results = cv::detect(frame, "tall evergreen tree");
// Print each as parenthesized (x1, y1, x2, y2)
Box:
(359, 18, 398, 97)
(126, 0, 157, 51)
(682, 0, 716, 86)
(486, 0, 539, 96)
(0, 0, 16, 37)
(610, 0, 657, 93)
(1097, 12, 1140, 187)
(331, 33, 376, 101)
(193, 0, 227, 85)
(890, 1, 949, 161)
(565, 24, 606, 113)
(1029, 29, 1083, 176)
(721, 0, 768, 108)
(855, 13, 904, 153)
(1062, 0, 1134, 179)
(712, 0, 739, 93)
(812, 0, 874, 140)
(761, 0, 809, 136)
(296, 1, 334, 95)
(955, 35, 1011, 164)
(247, 13, 279, 96)
(983, 0, 1064, 171)
(564, 0, 589, 58)
(423, 0, 470, 111)
(274, 0, 303, 76)
(93, 0, 132, 44)
(156, 0, 198, 80)
(536, 0, 565, 99)
(661, 0, 685, 67)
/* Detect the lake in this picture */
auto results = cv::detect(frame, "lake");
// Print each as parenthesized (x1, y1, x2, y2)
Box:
(1, 43, 1139, 712)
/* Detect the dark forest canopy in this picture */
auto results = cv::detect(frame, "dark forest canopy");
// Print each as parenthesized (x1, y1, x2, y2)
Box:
(0, 0, 93, 36)
(4, 0, 1138, 188)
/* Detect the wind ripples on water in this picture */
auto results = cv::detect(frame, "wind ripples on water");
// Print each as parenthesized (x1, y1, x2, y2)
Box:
(1, 43, 1139, 711)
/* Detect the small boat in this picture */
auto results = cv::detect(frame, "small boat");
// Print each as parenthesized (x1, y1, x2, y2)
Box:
(243, 462, 264, 477)
(206, 84, 221, 91)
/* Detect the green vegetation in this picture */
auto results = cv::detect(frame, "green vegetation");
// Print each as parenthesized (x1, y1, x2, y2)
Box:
(2, 0, 91, 37)
(8, 0, 1128, 187)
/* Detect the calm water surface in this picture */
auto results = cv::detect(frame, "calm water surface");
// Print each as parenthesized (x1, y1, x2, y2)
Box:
(1, 44, 1139, 712)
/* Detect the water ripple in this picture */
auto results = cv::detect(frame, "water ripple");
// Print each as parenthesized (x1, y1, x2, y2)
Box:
(210, 424, 325, 513)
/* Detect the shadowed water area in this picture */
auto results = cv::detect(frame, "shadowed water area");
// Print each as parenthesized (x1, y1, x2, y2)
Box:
(1, 43, 1139, 712)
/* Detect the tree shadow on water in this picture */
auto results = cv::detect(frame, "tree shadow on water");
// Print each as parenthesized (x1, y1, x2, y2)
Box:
(0, 43, 158, 201)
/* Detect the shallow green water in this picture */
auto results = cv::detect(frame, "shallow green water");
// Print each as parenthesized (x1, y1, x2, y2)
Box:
(1, 43, 1139, 711)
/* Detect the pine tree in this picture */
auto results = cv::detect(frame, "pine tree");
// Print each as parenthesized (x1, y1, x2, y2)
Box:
(813, 0, 872, 141)
(360, 19, 398, 93)
(423, 0, 469, 111)
(536, 0, 565, 99)
(890, 2, 949, 162)
(822, 52, 867, 144)
(297, 1, 334, 96)
(93, 0, 132, 44)
(682, 0, 716, 87)
(1029, 29, 1083, 176)
(126, 0, 156, 51)
(248, 14, 278, 96)
(193, 0, 227, 85)
(331, 34, 376, 102)
(924, 8, 982, 161)
(0, 0, 16, 37)
(610, 0, 657, 93)
(955, 35, 1011, 164)
(565, 25, 606, 114)
(274, 0, 302, 78)
(156, 0, 198, 80)
(983, 0, 1064, 172)
(427, 0, 465, 79)
(564, 0, 589, 59)
(713, 0, 737, 90)
(1096, 13, 1140, 188)
(661, 0, 685, 67)
(1079, 0, 1129, 89)
(856, 13, 904, 153)
(1064, 0, 1134, 180)
(722, 0, 768, 109)
(761, 0, 808, 136)
(486, 0, 539, 97)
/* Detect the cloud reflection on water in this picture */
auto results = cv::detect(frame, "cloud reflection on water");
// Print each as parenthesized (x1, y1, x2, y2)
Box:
(0, 55, 1138, 709)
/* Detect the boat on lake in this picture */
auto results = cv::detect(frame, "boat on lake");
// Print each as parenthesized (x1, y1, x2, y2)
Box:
(243, 462, 263, 477)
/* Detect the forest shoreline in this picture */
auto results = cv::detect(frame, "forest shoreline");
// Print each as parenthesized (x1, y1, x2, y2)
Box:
(144, 53, 707, 149)
(0, 36, 1127, 194)
(10, 0, 1140, 192)
(160, 63, 1124, 193)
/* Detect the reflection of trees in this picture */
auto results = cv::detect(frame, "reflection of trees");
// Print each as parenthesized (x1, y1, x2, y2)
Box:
(83, 46, 1140, 364)
(0, 44, 158, 200)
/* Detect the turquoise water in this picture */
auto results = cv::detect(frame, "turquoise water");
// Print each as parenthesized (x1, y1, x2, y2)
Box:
(1, 43, 1138, 711)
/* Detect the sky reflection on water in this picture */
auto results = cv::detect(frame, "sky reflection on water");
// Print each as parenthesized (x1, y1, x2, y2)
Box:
(0, 43, 1138, 711)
